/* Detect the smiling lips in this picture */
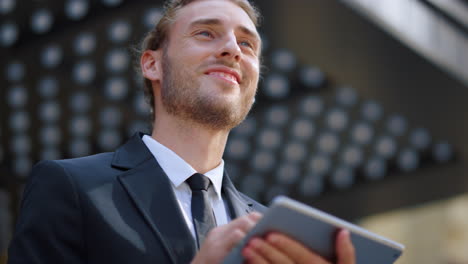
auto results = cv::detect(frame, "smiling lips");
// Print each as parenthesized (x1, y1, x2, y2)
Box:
(205, 67, 241, 85)
(208, 72, 239, 84)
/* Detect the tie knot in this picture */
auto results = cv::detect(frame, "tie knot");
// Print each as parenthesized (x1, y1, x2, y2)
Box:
(187, 173, 211, 191)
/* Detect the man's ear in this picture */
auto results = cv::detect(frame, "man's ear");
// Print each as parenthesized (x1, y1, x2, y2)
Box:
(141, 50, 162, 81)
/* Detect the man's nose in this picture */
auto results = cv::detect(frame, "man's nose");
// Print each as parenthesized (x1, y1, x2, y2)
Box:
(216, 34, 242, 62)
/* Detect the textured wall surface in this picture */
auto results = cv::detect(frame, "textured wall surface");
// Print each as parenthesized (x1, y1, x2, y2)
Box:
(361, 193, 468, 264)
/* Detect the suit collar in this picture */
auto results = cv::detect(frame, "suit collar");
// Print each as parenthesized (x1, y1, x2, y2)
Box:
(222, 171, 255, 218)
(111, 132, 152, 170)
(114, 133, 197, 263)
(113, 133, 255, 263)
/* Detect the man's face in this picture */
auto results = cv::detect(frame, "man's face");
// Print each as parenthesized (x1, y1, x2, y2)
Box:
(159, 0, 261, 131)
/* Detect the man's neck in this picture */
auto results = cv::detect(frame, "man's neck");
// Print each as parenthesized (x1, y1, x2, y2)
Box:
(151, 114, 230, 174)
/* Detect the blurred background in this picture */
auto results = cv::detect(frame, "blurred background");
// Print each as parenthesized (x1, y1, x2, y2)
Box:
(1, 0, 468, 263)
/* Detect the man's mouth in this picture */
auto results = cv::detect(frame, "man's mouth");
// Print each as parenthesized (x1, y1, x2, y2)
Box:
(207, 72, 239, 84)
(205, 67, 241, 85)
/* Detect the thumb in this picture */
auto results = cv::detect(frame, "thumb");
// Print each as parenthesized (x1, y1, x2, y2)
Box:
(336, 230, 356, 264)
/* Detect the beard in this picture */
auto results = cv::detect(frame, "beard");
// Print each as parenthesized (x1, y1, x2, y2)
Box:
(160, 51, 257, 131)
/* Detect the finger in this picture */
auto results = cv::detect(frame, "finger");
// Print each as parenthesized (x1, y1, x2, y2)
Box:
(208, 213, 261, 250)
(266, 233, 329, 264)
(336, 230, 356, 264)
(227, 213, 261, 233)
(247, 212, 263, 221)
(246, 237, 294, 264)
(222, 228, 247, 250)
(242, 243, 269, 264)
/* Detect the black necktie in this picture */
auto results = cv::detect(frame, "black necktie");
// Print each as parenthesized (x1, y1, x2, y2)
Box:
(186, 173, 217, 248)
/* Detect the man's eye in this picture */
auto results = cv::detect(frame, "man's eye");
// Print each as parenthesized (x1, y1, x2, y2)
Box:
(239, 41, 253, 48)
(197, 31, 212, 37)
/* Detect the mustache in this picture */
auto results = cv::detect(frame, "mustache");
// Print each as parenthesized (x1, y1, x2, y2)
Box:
(200, 59, 240, 72)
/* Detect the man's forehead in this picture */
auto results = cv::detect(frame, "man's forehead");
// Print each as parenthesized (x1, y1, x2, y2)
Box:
(173, 0, 258, 35)
(188, 18, 260, 40)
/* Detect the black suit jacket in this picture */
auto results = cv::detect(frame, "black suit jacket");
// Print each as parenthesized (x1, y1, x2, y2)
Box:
(8, 133, 266, 264)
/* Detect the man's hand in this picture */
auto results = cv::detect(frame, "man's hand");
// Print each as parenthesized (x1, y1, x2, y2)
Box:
(191, 212, 263, 264)
(191, 213, 356, 264)
(241, 229, 356, 264)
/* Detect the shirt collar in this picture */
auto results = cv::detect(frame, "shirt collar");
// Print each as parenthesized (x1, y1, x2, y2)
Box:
(142, 135, 224, 199)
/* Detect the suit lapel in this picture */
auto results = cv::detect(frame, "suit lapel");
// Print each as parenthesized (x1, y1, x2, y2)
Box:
(222, 172, 254, 218)
(113, 133, 197, 264)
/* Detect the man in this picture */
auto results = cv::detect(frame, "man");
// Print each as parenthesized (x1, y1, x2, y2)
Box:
(8, 0, 356, 263)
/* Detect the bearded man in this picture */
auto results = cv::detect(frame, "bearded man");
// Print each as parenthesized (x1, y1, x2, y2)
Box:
(8, 0, 356, 263)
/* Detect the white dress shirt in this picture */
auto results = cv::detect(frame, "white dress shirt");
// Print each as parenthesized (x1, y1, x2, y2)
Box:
(142, 135, 231, 239)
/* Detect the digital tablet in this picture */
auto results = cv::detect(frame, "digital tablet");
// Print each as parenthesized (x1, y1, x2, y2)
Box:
(223, 196, 404, 264)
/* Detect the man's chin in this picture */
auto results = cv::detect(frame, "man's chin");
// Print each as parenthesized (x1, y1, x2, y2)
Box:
(193, 105, 248, 131)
